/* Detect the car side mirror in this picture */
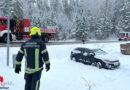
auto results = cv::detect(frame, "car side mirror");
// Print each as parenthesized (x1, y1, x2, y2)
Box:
(89, 53, 95, 57)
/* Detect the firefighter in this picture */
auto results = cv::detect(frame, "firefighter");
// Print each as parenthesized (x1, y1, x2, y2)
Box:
(10, 16, 17, 33)
(16, 20, 21, 39)
(82, 32, 86, 44)
(15, 27, 50, 90)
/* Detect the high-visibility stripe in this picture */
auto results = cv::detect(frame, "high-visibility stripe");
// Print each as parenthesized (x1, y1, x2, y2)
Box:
(41, 49, 47, 54)
(35, 49, 39, 70)
(19, 49, 24, 54)
(25, 67, 43, 74)
(16, 61, 21, 65)
(24, 48, 42, 74)
(45, 60, 50, 65)
(36, 80, 39, 90)
(24, 49, 27, 68)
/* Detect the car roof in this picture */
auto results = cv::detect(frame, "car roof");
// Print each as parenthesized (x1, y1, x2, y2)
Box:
(0, 17, 8, 20)
(91, 48, 105, 51)
(91, 49, 102, 51)
(74, 47, 94, 53)
(75, 47, 90, 50)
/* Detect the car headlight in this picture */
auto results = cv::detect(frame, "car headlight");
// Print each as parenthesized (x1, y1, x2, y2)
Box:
(114, 62, 120, 66)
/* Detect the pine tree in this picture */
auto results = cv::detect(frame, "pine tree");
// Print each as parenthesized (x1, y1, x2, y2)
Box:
(114, 0, 130, 32)
(96, 0, 113, 39)
(0, 0, 8, 17)
(10, 0, 23, 19)
(75, 7, 88, 40)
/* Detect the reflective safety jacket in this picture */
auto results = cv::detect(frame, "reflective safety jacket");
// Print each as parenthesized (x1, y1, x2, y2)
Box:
(16, 38, 50, 74)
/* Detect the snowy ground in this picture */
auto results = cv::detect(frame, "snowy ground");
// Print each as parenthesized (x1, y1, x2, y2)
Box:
(0, 41, 130, 90)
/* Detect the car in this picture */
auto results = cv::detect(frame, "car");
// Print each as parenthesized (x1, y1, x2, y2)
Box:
(70, 47, 120, 69)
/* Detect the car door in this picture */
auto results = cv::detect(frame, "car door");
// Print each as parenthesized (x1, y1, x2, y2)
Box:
(74, 48, 86, 62)
(73, 49, 83, 62)
(84, 49, 95, 64)
(81, 50, 91, 64)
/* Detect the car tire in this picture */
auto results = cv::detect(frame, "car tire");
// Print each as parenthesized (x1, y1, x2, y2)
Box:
(108, 65, 112, 69)
(96, 62, 102, 69)
(2, 34, 7, 43)
(42, 35, 49, 43)
(71, 56, 75, 60)
(124, 38, 127, 41)
(71, 56, 78, 62)
(119, 39, 122, 41)
(44, 37, 49, 42)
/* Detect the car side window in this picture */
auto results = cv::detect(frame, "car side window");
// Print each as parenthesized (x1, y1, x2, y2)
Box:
(126, 33, 128, 38)
(81, 50, 85, 53)
(75, 48, 84, 54)
(74, 50, 81, 53)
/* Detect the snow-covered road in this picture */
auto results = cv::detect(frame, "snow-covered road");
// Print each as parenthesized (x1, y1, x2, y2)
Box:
(0, 42, 130, 90)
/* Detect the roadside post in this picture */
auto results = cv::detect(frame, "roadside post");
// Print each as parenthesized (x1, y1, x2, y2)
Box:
(7, 0, 10, 66)
(12, 54, 17, 68)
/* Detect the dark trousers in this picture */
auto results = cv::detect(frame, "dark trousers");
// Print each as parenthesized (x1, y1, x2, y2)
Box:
(24, 71, 42, 90)
(82, 40, 85, 44)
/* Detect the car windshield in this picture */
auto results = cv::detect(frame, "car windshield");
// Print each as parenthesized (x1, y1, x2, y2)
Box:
(92, 49, 107, 55)
(119, 33, 125, 35)
(118, 33, 125, 37)
(0, 20, 7, 25)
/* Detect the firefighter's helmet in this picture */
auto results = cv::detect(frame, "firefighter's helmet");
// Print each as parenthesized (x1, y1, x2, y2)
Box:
(29, 27, 41, 36)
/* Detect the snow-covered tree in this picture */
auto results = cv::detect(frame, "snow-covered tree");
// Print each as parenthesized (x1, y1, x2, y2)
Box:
(96, 0, 113, 39)
(10, 0, 23, 19)
(0, 0, 8, 17)
(118, 0, 130, 32)
(0, 0, 120, 40)
(114, 0, 130, 33)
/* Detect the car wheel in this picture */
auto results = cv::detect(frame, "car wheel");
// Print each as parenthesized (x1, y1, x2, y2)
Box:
(124, 38, 127, 41)
(108, 65, 112, 69)
(2, 34, 7, 43)
(41, 35, 49, 43)
(44, 37, 49, 42)
(71, 57, 77, 61)
(119, 39, 121, 41)
(96, 62, 102, 69)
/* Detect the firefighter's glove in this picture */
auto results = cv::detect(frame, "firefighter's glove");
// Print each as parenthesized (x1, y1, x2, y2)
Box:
(46, 64, 50, 72)
(15, 66, 21, 74)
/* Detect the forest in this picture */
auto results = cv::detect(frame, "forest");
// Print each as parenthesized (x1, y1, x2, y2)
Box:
(0, 0, 130, 40)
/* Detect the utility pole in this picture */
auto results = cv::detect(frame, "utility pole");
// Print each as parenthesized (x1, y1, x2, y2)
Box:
(7, 0, 10, 66)
(105, 0, 109, 37)
(29, 0, 32, 27)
